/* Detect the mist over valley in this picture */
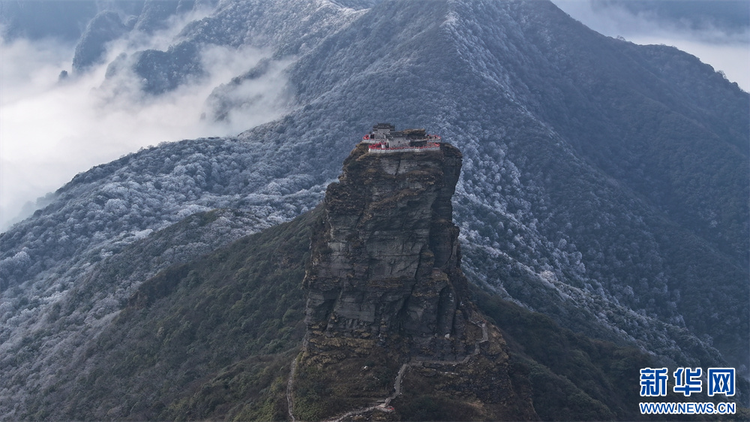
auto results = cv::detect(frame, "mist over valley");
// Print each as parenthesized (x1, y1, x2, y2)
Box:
(0, 0, 747, 419)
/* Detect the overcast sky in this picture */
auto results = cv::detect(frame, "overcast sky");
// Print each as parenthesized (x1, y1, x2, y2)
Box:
(1, 0, 748, 232)
(552, 0, 750, 90)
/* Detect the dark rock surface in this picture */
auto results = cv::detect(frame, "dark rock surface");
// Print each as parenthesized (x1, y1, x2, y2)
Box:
(305, 142, 465, 356)
(2, 1, 748, 414)
(293, 142, 537, 420)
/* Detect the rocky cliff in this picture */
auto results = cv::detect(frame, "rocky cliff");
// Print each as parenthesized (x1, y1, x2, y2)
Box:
(291, 142, 537, 421)
(3, 0, 748, 416)
(3, 141, 717, 421)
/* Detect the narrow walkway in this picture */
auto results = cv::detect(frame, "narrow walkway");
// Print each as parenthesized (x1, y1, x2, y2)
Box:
(287, 336, 308, 422)
(316, 318, 489, 422)
(287, 356, 298, 422)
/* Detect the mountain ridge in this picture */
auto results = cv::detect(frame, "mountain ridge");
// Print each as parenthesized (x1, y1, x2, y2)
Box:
(11, 196, 663, 420)
(1, 0, 747, 415)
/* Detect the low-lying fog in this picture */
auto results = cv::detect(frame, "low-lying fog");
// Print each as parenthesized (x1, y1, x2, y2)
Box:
(0, 12, 291, 231)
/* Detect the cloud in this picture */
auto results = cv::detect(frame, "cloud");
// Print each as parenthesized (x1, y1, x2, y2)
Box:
(552, 0, 750, 91)
(593, 0, 749, 35)
(0, 17, 292, 232)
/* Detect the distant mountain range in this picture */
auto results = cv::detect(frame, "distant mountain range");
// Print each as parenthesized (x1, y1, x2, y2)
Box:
(0, 0, 747, 418)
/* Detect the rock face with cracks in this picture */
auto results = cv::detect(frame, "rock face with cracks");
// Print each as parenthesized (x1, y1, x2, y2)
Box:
(292, 142, 537, 421)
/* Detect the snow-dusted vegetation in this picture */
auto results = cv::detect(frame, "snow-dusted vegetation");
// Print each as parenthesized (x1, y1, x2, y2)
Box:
(0, 0, 747, 415)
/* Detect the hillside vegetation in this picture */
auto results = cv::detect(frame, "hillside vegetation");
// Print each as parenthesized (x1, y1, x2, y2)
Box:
(1, 0, 747, 413)
(18, 208, 706, 421)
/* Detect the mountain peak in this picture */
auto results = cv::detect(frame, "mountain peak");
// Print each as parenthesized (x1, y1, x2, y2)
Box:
(304, 136, 465, 354)
(291, 135, 537, 420)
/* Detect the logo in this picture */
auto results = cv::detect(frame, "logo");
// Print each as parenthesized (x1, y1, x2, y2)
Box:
(639, 367, 736, 415)
(707, 368, 735, 397)
(673, 367, 702, 396)
(640, 367, 668, 397)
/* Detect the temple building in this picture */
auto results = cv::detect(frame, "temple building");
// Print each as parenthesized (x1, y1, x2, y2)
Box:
(362, 123, 441, 152)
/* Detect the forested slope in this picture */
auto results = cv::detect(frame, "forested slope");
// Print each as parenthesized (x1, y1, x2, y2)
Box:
(1, 0, 747, 413)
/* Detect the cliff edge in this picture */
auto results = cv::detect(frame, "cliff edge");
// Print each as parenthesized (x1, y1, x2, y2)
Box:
(290, 142, 538, 421)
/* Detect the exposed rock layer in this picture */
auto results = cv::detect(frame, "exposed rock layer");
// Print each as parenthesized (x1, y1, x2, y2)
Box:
(294, 142, 537, 420)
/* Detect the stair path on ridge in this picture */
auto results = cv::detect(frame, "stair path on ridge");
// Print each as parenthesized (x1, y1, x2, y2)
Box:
(284, 318, 488, 422)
